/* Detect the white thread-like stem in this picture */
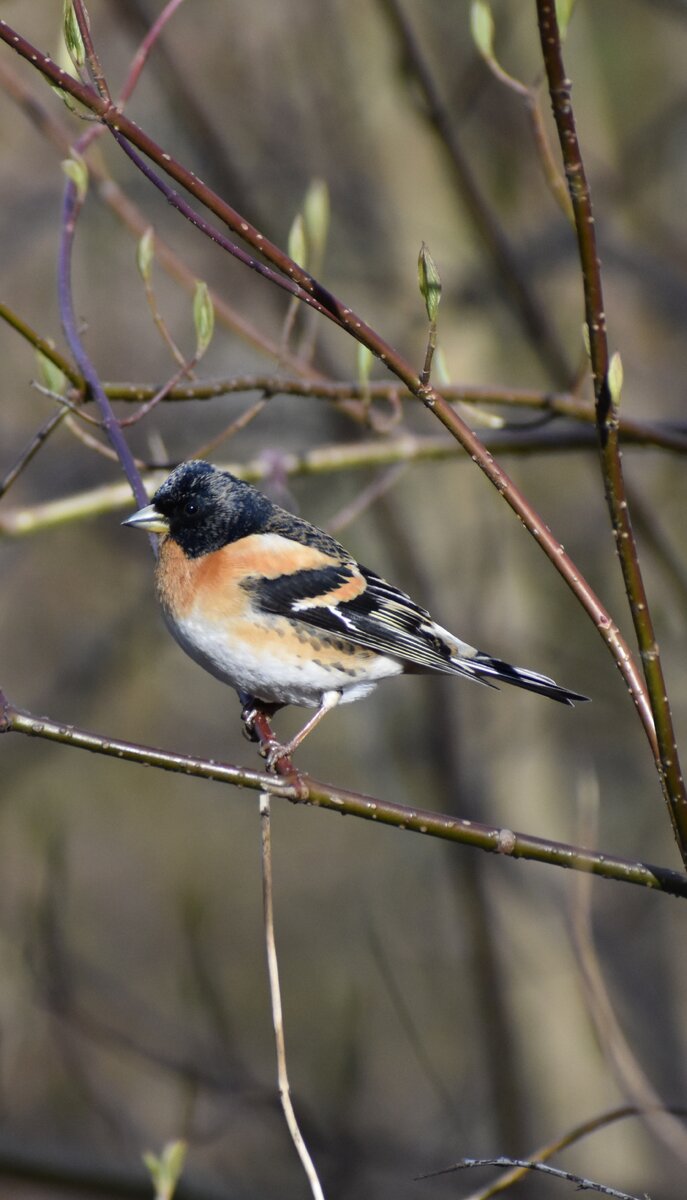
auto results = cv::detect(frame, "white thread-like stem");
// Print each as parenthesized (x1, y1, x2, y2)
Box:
(260, 793, 326, 1200)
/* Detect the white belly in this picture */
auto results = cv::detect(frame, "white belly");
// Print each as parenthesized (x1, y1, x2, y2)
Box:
(165, 609, 403, 707)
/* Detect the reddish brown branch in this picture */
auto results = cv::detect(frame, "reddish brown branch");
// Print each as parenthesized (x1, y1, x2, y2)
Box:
(536, 0, 687, 864)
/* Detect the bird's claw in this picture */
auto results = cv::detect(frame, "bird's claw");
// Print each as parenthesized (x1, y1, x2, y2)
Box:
(261, 738, 292, 772)
(241, 705, 260, 742)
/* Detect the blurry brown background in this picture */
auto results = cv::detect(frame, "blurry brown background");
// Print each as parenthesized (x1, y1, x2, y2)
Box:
(1, 2, 687, 1197)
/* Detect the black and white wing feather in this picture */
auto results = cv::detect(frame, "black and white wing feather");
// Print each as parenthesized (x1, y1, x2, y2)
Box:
(247, 560, 588, 706)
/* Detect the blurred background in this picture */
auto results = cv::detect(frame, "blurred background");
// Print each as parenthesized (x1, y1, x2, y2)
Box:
(1, 1, 687, 1196)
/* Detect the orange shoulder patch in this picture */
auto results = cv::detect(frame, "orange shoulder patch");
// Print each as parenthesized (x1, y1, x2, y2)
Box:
(155, 532, 339, 622)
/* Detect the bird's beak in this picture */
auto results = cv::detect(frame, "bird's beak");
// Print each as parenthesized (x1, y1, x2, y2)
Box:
(122, 503, 170, 534)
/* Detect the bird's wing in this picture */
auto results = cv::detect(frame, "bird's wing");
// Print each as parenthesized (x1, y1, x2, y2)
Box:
(245, 557, 589, 704)
(245, 561, 458, 673)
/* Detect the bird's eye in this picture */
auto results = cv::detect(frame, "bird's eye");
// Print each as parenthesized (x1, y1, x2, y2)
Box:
(184, 499, 199, 518)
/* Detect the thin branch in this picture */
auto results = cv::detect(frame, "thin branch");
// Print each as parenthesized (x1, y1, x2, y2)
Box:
(463, 1104, 687, 1200)
(0, 426, 681, 539)
(1, 342, 684, 455)
(260, 795, 326, 1200)
(117, 0, 187, 106)
(110, 128, 351, 329)
(626, 481, 687, 606)
(0, 302, 80, 385)
(188, 398, 269, 460)
(378, 0, 573, 384)
(472, 31, 574, 224)
(570, 779, 687, 1163)
(72, 0, 111, 102)
(536, 0, 687, 862)
(118, 359, 200, 428)
(58, 173, 148, 512)
(419, 1156, 647, 1199)
(0, 408, 68, 499)
(1, 691, 686, 898)
(326, 464, 407, 535)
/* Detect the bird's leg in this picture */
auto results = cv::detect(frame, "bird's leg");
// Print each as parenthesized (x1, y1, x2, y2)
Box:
(263, 690, 341, 772)
(240, 694, 283, 743)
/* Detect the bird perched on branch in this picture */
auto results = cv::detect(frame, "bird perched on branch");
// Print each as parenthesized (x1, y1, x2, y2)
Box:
(124, 460, 588, 765)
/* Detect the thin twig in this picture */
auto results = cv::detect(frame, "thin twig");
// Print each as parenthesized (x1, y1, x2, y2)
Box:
(10, 363, 687, 456)
(378, 0, 573, 384)
(1, 425, 683, 539)
(58, 169, 148, 512)
(140, 265, 195, 374)
(1, 690, 686, 897)
(0, 409, 68, 499)
(463, 1104, 687, 1200)
(571, 776, 687, 1163)
(0, 302, 80, 386)
(117, 0, 187, 106)
(419, 1156, 646, 1199)
(472, 31, 574, 224)
(260, 795, 326, 1200)
(326, 464, 407, 534)
(189, 398, 269, 459)
(119, 359, 199, 428)
(63, 413, 148, 470)
(72, 0, 111, 102)
(110, 128, 349, 328)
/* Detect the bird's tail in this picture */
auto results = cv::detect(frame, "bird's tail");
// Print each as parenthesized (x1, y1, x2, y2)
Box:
(450, 649, 589, 707)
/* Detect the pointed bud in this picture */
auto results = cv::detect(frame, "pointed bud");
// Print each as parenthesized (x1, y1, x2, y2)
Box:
(582, 322, 591, 359)
(418, 243, 442, 323)
(470, 1, 495, 62)
(357, 342, 373, 389)
(136, 227, 155, 282)
(62, 153, 88, 203)
(287, 213, 307, 269)
(555, 0, 577, 40)
(51, 84, 83, 114)
(303, 179, 330, 261)
(36, 349, 67, 397)
(607, 351, 623, 406)
(193, 281, 215, 359)
(62, 1, 85, 70)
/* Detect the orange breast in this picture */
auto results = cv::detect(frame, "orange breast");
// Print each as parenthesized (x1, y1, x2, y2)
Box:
(154, 532, 341, 623)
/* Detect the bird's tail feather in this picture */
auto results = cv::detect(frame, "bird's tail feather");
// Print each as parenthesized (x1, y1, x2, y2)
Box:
(450, 650, 589, 707)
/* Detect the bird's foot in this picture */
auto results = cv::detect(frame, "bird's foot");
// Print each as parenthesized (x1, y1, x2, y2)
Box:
(241, 704, 261, 743)
(261, 737, 294, 773)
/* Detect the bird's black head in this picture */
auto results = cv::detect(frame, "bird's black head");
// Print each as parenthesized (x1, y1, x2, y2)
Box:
(151, 461, 273, 558)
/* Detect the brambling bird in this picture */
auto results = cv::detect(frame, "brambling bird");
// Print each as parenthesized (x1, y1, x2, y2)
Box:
(124, 460, 588, 763)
